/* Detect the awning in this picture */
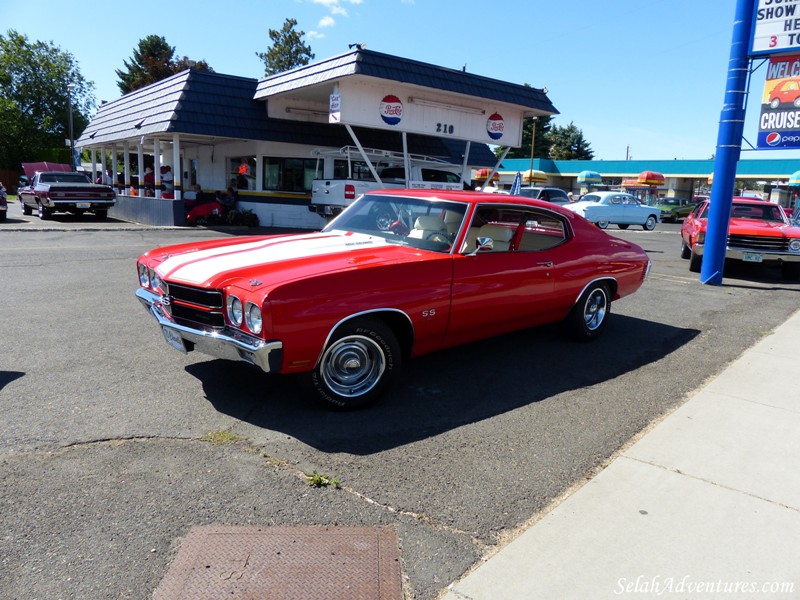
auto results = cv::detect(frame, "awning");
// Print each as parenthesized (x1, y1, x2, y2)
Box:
(577, 170, 602, 184)
(521, 169, 547, 183)
(788, 170, 800, 185)
(637, 170, 665, 186)
(621, 178, 649, 190)
(473, 168, 499, 182)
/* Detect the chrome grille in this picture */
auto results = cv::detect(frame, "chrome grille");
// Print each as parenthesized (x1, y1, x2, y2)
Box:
(728, 234, 787, 252)
(166, 283, 225, 330)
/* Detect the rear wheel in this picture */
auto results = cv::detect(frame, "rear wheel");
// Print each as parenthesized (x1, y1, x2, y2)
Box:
(22, 202, 32, 216)
(310, 317, 401, 409)
(680, 239, 691, 259)
(618, 224, 629, 230)
(564, 283, 610, 341)
(95, 209, 108, 221)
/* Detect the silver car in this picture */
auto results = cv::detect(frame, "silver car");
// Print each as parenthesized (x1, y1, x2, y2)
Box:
(565, 191, 660, 230)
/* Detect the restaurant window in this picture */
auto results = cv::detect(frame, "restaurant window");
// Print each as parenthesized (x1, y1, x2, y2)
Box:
(262, 157, 317, 193)
(229, 157, 256, 190)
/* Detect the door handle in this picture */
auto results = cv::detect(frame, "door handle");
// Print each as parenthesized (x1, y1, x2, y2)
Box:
(536, 261, 553, 267)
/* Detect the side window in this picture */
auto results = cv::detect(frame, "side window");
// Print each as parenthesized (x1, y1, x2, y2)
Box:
(609, 196, 622, 205)
(550, 189, 568, 201)
(462, 206, 568, 253)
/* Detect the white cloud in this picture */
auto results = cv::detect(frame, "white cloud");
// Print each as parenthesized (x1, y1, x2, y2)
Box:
(307, 30, 326, 39)
(318, 15, 336, 27)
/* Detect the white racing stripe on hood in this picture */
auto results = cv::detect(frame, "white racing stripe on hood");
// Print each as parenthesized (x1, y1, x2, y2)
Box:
(159, 232, 388, 285)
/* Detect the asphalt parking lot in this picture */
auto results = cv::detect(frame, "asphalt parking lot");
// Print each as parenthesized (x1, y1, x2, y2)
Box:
(2, 200, 799, 599)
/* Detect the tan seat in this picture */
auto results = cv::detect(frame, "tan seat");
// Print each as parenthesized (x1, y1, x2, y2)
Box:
(444, 211, 463, 236)
(477, 224, 514, 251)
(409, 215, 447, 240)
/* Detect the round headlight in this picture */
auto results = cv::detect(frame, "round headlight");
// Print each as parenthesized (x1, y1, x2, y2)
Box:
(227, 295, 243, 326)
(138, 264, 150, 288)
(245, 302, 262, 334)
(150, 269, 164, 293)
(789, 239, 800, 253)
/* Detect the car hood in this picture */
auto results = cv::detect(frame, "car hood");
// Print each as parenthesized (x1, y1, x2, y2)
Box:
(149, 231, 435, 289)
(729, 218, 800, 235)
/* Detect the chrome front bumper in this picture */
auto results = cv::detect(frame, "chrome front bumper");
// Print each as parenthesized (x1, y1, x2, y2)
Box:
(136, 288, 283, 374)
(692, 244, 800, 263)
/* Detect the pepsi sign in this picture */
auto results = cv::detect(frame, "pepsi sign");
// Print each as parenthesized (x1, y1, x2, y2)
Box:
(486, 113, 505, 141)
(379, 95, 403, 126)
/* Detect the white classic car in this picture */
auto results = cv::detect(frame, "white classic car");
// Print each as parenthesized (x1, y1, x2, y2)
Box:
(565, 191, 659, 230)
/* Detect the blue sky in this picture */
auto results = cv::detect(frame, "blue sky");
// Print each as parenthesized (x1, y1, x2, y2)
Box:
(2, 0, 783, 161)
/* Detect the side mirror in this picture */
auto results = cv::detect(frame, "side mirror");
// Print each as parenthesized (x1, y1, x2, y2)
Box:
(468, 236, 494, 256)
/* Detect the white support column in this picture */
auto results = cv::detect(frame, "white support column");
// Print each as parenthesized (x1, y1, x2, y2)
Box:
(172, 134, 182, 201)
(123, 142, 131, 195)
(154, 139, 161, 198)
(100, 148, 107, 183)
(90, 149, 97, 181)
(137, 142, 145, 196)
(111, 144, 118, 188)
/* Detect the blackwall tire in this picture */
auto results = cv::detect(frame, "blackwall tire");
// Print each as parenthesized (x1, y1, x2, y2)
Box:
(564, 283, 610, 341)
(311, 317, 401, 409)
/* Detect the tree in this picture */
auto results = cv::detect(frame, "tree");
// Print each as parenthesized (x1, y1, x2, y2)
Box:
(545, 122, 595, 160)
(502, 114, 554, 159)
(0, 29, 94, 169)
(256, 18, 314, 77)
(115, 35, 213, 95)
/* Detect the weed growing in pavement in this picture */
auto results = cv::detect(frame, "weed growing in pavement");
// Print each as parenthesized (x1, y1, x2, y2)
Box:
(305, 470, 341, 489)
(200, 430, 244, 445)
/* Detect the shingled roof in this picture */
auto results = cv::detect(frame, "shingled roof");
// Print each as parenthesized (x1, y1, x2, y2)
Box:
(77, 68, 501, 166)
(255, 47, 558, 116)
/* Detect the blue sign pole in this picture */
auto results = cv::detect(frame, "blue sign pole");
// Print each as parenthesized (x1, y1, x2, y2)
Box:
(701, 0, 755, 285)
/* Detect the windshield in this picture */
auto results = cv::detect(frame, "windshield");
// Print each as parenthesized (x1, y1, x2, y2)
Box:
(39, 173, 92, 184)
(698, 202, 787, 223)
(323, 193, 468, 254)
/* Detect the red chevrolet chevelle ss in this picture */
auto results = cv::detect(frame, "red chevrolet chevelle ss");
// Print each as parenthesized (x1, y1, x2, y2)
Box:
(136, 190, 651, 408)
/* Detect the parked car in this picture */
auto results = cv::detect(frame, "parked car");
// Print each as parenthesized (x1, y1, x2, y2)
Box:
(513, 186, 571, 205)
(564, 191, 659, 230)
(653, 197, 696, 222)
(18, 171, 116, 220)
(135, 189, 651, 409)
(680, 197, 800, 279)
(0, 182, 7, 222)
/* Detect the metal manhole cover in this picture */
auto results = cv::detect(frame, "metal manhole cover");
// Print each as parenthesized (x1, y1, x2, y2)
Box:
(153, 525, 402, 600)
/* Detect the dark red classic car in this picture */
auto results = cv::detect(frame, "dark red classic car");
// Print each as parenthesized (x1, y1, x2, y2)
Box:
(18, 170, 116, 220)
(681, 197, 800, 279)
(136, 190, 651, 408)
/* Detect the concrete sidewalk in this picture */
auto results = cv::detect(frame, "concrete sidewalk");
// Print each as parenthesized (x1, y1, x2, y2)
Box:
(442, 310, 800, 599)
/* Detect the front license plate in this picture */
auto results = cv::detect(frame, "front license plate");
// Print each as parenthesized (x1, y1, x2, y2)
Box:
(76, 202, 91, 209)
(162, 326, 188, 353)
(743, 252, 763, 263)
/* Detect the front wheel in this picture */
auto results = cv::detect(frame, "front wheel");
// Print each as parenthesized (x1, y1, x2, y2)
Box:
(596, 220, 609, 229)
(781, 262, 800, 280)
(643, 215, 657, 230)
(310, 318, 401, 409)
(37, 203, 52, 220)
(564, 283, 610, 341)
(689, 250, 702, 273)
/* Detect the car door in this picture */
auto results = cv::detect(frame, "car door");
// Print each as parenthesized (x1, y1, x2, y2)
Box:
(446, 205, 564, 345)
(620, 194, 641, 224)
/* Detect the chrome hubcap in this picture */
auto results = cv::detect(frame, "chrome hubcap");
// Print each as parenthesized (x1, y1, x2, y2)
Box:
(584, 289, 607, 331)
(320, 334, 385, 398)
